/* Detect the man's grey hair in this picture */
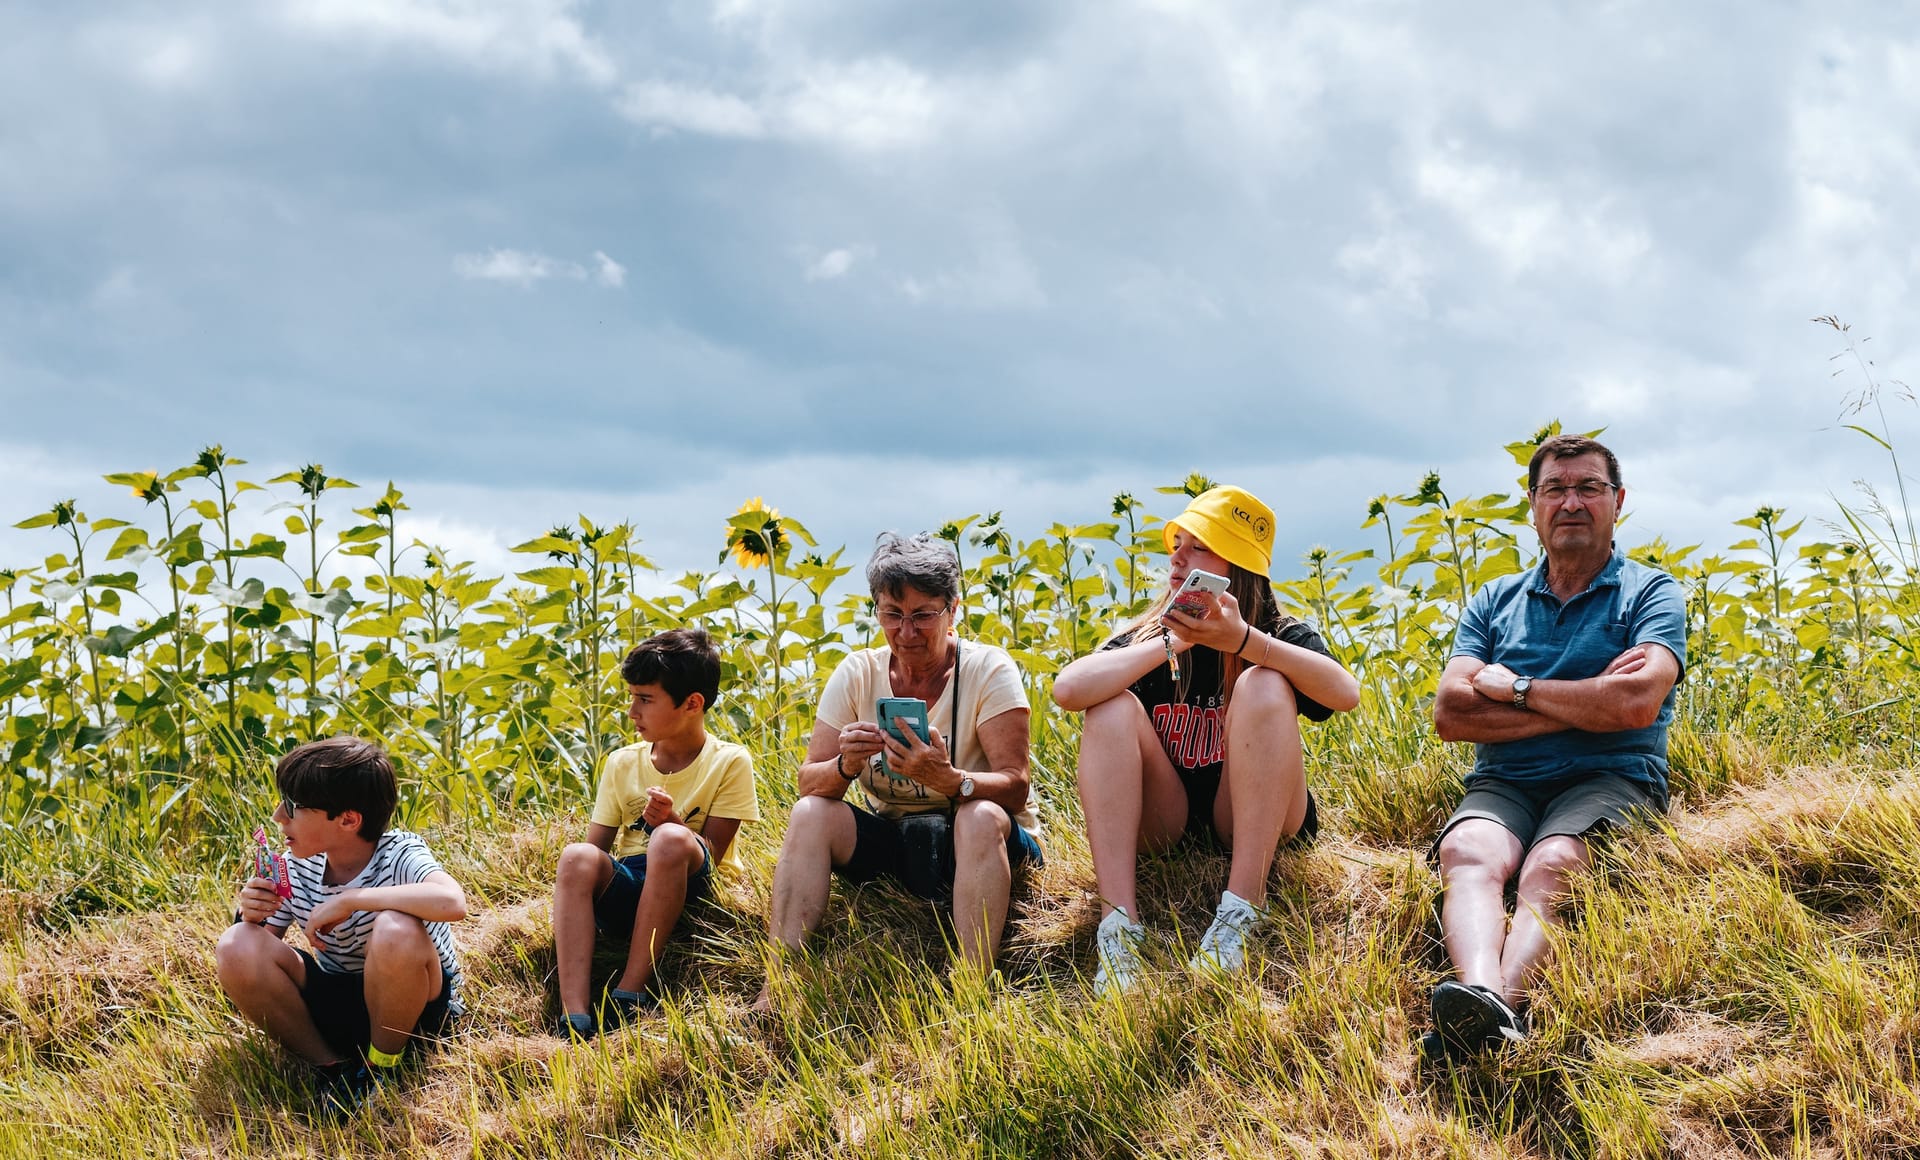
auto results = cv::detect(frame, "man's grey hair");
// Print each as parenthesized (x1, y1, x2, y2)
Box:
(866, 532, 961, 604)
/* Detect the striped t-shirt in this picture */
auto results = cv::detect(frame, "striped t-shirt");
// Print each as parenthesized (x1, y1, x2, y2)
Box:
(265, 829, 464, 1014)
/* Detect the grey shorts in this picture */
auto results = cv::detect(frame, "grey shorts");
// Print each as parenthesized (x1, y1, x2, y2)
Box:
(1428, 772, 1667, 864)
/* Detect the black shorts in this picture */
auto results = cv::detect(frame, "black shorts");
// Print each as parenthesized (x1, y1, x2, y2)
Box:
(592, 846, 715, 939)
(1179, 763, 1320, 849)
(835, 801, 1044, 902)
(1429, 772, 1667, 863)
(297, 949, 454, 1057)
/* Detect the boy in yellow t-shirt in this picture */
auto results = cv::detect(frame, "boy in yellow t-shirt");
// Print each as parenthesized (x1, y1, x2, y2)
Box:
(549, 628, 760, 1037)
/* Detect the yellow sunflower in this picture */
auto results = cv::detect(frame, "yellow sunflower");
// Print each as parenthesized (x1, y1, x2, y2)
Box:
(725, 497, 788, 569)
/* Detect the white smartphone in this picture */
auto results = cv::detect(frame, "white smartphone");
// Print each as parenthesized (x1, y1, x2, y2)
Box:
(1169, 569, 1229, 617)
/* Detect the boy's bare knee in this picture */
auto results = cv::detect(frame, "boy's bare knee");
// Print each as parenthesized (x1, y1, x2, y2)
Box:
(368, 910, 432, 954)
(558, 842, 607, 884)
(216, 921, 271, 974)
(647, 823, 703, 869)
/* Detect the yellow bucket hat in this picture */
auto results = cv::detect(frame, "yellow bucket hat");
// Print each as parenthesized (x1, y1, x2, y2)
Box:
(1164, 485, 1275, 577)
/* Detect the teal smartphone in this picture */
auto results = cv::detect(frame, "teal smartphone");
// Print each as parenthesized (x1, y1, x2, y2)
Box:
(876, 697, 929, 778)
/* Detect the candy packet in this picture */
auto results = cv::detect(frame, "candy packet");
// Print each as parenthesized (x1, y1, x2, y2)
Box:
(252, 825, 293, 899)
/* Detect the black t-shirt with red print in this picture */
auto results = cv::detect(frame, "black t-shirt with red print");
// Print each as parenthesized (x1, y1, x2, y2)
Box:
(1101, 619, 1336, 782)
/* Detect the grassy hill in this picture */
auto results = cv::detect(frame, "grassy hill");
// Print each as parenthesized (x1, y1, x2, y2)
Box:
(6, 743, 1915, 1159)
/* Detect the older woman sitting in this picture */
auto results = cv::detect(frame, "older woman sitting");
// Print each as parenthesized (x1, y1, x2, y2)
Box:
(763, 532, 1041, 987)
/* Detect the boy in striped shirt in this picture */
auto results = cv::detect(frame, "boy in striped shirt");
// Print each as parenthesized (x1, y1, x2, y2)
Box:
(216, 737, 468, 1116)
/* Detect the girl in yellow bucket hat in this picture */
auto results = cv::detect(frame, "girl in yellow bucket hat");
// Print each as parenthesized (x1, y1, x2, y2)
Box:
(1052, 485, 1360, 996)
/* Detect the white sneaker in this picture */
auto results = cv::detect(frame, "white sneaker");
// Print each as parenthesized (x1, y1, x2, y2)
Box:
(1092, 908, 1148, 999)
(1190, 890, 1261, 975)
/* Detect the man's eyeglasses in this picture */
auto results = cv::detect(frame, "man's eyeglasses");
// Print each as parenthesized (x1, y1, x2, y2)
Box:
(1531, 480, 1617, 502)
(278, 797, 308, 816)
(875, 607, 951, 630)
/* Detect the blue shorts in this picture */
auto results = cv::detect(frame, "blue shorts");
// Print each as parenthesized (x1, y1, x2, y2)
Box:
(592, 844, 714, 939)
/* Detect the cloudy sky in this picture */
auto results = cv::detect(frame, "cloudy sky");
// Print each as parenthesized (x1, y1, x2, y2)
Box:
(4, 0, 1918, 589)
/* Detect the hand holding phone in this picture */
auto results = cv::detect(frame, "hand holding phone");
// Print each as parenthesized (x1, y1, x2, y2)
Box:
(876, 697, 929, 780)
(1168, 569, 1229, 619)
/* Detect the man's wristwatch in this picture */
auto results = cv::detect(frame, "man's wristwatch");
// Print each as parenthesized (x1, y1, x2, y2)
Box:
(957, 774, 976, 800)
(1511, 676, 1533, 709)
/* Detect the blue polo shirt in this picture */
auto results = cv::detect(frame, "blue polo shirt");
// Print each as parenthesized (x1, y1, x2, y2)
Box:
(1450, 547, 1687, 793)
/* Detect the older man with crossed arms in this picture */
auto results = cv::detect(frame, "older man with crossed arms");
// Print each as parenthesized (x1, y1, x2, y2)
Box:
(1426, 434, 1686, 1059)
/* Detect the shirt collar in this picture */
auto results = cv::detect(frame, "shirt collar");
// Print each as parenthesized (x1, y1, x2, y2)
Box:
(1528, 544, 1625, 598)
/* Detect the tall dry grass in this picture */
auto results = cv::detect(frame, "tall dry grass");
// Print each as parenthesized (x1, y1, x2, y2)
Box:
(7, 741, 1920, 1158)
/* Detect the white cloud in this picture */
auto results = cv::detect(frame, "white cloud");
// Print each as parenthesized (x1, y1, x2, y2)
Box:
(1413, 143, 1651, 284)
(898, 234, 1047, 311)
(452, 248, 625, 288)
(615, 56, 974, 152)
(278, 0, 616, 86)
(1107, 263, 1225, 323)
(1575, 371, 1651, 418)
(780, 58, 936, 150)
(136, 34, 205, 89)
(616, 81, 765, 138)
(803, 245, 871, 282)
(76, 20, 217, 93)
(1336, 224, 1431, 319)
(592, 251, 625, 288)
(90, 266, 139, 308)
(452, 248, 568, 285)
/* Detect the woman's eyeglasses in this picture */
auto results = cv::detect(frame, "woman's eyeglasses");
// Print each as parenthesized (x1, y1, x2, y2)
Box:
(875, 608, 950, 630)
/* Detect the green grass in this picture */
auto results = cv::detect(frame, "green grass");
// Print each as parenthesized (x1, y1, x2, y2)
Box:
(7, 744, 1920, 1159)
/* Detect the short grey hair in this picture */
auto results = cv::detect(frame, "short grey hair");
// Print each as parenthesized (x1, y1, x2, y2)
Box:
(866, 532, 961, 604)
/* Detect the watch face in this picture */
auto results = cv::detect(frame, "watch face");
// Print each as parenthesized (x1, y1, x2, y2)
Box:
(959, 776, 975, 799)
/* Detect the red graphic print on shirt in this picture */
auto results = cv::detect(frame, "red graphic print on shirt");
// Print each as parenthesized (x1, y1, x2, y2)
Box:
(1152, 700, 1224, 770)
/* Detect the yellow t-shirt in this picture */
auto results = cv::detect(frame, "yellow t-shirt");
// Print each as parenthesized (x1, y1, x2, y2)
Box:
(815, 638, 1040, 835)
(591, 736, 761, 869)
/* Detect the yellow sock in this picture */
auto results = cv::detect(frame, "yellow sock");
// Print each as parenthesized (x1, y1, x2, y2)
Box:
(366, 1045, 404, 1070)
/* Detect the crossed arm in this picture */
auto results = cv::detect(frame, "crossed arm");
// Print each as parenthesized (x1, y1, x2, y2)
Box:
(1432, 642, 1681, 743)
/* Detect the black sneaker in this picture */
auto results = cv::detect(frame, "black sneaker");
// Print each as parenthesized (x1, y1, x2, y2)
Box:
(314, 1061, 382, 1120)
(1430, 981, 1527, 1055)
(552, 1011, 597, 1040)
(1416, 1030, 1454, 1066)
(597, 986, 657, 1032)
